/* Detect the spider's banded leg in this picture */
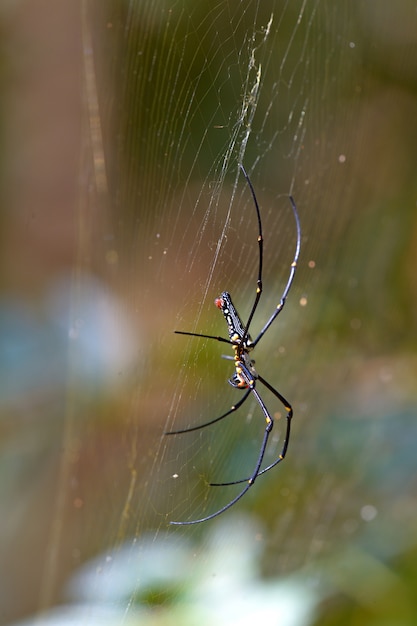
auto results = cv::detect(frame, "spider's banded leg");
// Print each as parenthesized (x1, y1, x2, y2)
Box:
(210, 373, 292, 486)
(166, 329, 245, 434)
(255, 374, 292, 465)
(250, 195, 301, 349)
(174, 330, 232, 345)
(238, 164, 263, 344)
(164, 388, 251, 435)
(169, 377, 274, 525)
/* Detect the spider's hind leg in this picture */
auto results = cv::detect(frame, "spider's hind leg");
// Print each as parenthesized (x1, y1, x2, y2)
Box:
(210, 372, 292, 486)
(164, 387, 252, 435)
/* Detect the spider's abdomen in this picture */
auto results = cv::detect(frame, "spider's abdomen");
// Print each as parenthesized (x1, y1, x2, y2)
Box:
(215, 291, 252, 344)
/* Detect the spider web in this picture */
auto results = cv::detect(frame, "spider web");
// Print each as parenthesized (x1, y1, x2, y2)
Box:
(2, 1, 417, 625)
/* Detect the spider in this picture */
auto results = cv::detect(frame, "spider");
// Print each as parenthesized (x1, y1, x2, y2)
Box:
(166, 164, 301, 525)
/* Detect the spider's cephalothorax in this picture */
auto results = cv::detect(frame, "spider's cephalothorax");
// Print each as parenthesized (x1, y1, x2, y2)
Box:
(166, 164, 301, 525)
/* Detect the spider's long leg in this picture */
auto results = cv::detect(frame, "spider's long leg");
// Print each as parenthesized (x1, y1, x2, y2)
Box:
(170, 379, 273, 525)
(250, 195, 301, 348)
(166, 329, 247, 435)
(164, 388, 251, 435)
(210, 373, 292, 486)
(255, 374, 292, 465)
(238, 164, 263, 344)
(174, 330, 231, 345)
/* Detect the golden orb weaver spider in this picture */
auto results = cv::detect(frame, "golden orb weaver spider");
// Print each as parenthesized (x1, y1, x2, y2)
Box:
(166, 164, 301, 525)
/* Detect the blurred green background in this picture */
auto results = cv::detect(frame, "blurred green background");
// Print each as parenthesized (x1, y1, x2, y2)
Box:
(1, 1, 416, 625)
